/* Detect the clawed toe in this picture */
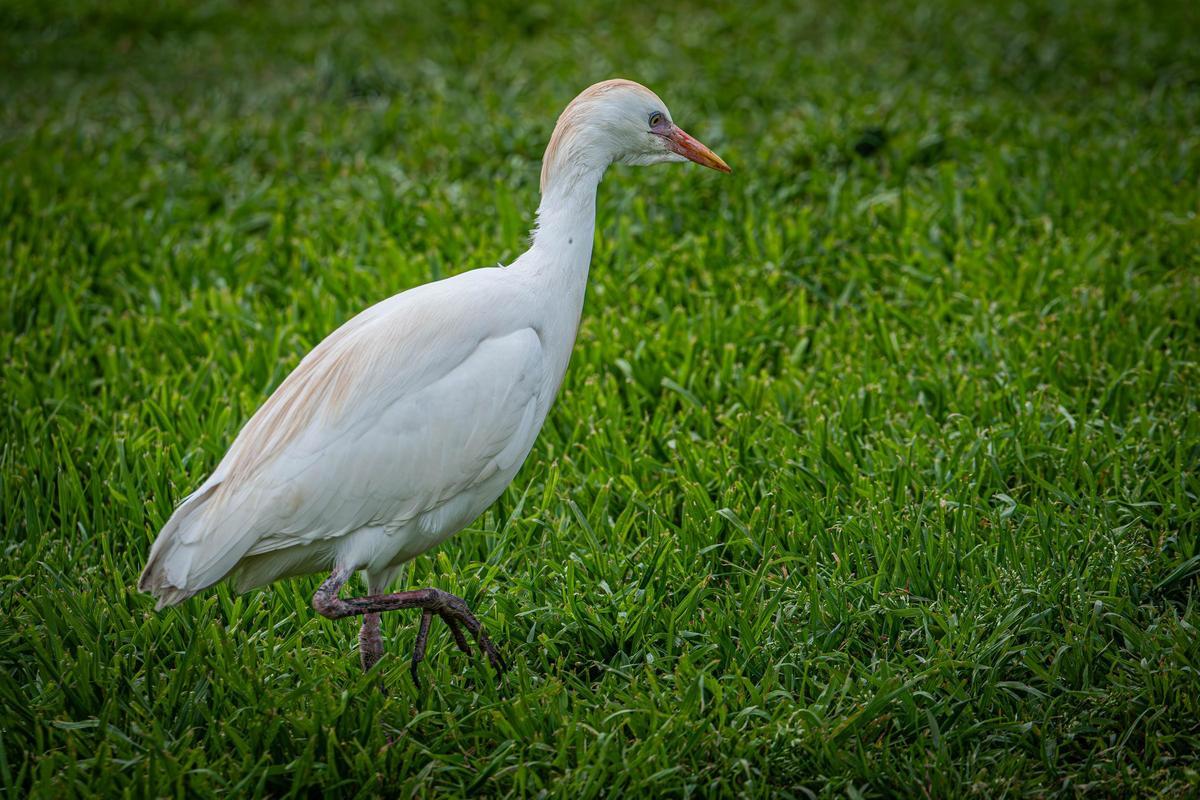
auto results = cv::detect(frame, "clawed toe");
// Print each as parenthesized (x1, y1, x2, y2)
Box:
(408, 608, 506, 687)
(440, 613, 473, 657)
(477, 631, 507, 674)
(410, 610, 434, 687)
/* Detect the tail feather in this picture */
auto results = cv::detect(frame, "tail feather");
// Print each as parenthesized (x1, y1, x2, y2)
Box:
(138, 482, 223, 608)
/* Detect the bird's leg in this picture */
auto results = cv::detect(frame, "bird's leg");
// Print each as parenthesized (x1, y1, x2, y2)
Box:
(312, 567, 506, 685)
(359, 612, 384, 672)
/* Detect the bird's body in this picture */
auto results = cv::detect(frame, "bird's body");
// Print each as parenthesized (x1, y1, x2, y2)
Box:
(143, 251, 591, 607)
(140, 79, 728, 682)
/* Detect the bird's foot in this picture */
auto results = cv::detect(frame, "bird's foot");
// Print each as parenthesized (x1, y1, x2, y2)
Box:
(312, 570, 506, 687)
(408, 590, 507, 687)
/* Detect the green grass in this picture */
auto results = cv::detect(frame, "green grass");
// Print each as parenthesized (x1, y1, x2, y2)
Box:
(2, 0, 1199, 796)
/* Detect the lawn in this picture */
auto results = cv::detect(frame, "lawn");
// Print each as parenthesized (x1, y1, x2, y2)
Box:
(2, 0, 1199, 796)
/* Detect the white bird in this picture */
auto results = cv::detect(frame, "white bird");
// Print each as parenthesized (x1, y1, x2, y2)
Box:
(139, 79, 730, 685)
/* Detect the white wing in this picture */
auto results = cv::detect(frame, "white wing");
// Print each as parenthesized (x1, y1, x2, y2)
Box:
(139, 268, 548, 607)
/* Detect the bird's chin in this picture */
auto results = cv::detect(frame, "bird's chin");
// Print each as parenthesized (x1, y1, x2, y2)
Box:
(620, 151, 680, 167)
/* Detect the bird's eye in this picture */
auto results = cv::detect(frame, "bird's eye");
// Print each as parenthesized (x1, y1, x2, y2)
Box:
(648, 112, 665, 128)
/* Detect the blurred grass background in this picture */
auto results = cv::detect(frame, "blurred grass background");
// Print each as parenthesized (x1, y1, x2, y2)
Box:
(2, 0, 1199, 796)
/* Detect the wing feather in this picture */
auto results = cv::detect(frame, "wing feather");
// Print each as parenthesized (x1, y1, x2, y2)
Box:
(139, 269, 547, 605)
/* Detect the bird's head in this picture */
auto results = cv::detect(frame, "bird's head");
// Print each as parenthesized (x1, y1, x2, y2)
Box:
(540, 79, 730, 195)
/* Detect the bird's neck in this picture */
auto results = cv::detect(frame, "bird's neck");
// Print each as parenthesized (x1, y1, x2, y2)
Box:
(509, 137, 610, 393)
(527, 103, 615, 273)
(525, 164, 604, 283)
(504, 167, 603, 382)
(513, 123, 613, 325)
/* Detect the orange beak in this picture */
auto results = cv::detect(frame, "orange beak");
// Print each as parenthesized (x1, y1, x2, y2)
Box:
(662, 125, 731, 173)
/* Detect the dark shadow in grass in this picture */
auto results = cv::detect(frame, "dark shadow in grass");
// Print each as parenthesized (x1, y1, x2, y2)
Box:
(852, 126, 889, 158)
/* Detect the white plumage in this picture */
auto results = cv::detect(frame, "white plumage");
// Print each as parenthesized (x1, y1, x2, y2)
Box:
(139, 79, 729, 679)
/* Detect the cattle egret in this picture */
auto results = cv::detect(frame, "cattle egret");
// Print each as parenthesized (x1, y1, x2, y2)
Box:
(139, 79, 730, 686)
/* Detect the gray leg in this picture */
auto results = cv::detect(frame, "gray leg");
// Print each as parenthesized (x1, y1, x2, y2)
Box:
(359, 612, 384, 672)
(357, 568, 398, 673)
(313, 566, 506, 685)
